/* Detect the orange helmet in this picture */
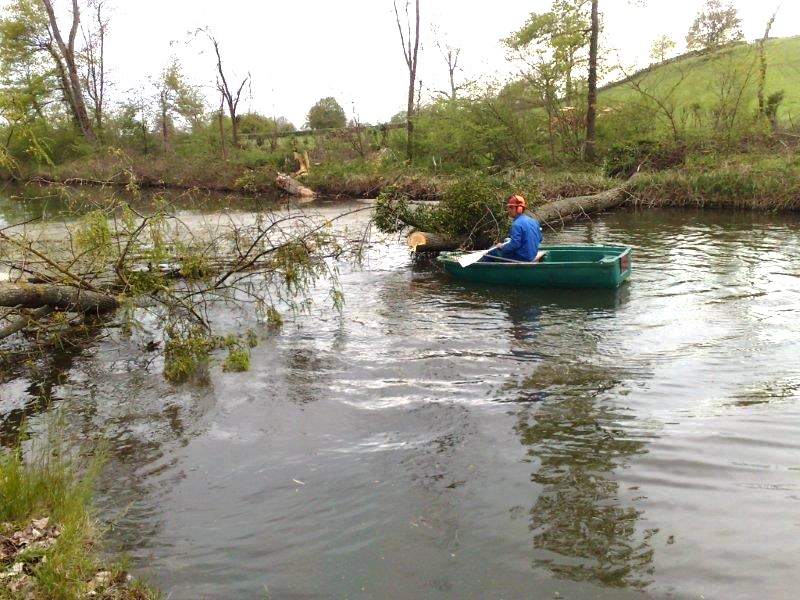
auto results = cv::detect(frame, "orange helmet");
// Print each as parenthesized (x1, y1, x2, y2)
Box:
(506, 193, 526, 215)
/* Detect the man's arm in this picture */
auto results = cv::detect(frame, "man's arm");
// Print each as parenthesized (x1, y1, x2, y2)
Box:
(502, 219, 524, 252)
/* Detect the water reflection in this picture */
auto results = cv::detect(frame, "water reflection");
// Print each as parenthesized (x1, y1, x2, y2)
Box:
(435, 276, 631, 313)
(0, 320, 106, 446)
(476, 270, 653, 587)
(0, 181, 285, 227)
(0, 314, 217, 558)
(514, 367, 652, 588)
(414, 254, 653, 587)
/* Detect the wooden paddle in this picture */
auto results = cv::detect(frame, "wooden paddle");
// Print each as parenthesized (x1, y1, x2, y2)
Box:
(457, 240, 510, 267)
(457, 248, 492, 267)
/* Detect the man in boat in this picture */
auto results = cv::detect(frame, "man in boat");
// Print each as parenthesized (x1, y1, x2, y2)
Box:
(482, 194, 542, 262)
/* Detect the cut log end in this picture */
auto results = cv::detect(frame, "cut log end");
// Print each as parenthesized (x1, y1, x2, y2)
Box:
(407, 231, 464, 252)
(407, 231, 427, 251)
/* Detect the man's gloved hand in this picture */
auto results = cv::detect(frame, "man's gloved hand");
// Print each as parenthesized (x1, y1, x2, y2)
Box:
(491, 238, 511, 250)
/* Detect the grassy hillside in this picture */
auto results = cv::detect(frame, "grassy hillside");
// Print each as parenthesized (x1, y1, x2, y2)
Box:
(598, 36, 800, 136)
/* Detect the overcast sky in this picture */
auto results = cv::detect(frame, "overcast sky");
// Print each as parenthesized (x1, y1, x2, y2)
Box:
(92, 0, 799, 127)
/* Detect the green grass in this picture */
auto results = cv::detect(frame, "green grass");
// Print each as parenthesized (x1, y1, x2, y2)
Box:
(0, 422, 159, 599)
(601, 36, 800, 121)
(629, 152, 800, 210)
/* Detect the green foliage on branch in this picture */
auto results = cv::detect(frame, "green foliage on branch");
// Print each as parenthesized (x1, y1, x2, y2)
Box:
(374, 171, 511, 243)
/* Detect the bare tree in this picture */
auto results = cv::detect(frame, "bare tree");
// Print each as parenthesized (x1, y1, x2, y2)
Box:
(434, 40, 462, 100)
(199, 29, 249, 147)
(80, 0, 107, 131)
(623, 62, 693, 145)
(394, 0, 420, 162)
(40, 0, 97, 143)
(709, 48, 757, 139)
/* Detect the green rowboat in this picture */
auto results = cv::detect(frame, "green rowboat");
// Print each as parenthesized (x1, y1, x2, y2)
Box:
(437, 244, 632, 289)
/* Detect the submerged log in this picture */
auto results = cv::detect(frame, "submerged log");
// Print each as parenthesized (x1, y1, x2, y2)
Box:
(0, 306, 54, 339)
(0, 284, 119, 314)
(407, 176, 636, 252)
(275, 173, 316, 198)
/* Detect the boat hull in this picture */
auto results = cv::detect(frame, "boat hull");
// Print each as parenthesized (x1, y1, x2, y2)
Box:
(437, 245, 632, 289)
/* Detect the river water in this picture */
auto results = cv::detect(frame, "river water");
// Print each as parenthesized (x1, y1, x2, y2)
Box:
(1, 186, 800, 599)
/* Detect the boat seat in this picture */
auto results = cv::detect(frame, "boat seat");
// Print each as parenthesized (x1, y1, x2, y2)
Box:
(532, 250, 546, 263)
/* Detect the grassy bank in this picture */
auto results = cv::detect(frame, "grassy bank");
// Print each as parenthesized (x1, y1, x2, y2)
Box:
(628, 154, 800, 211)
(18, 150, 280, 195)
(311, 153, 800, 213)
(0, 426, 158, 599)
(7, 143, 800, 214)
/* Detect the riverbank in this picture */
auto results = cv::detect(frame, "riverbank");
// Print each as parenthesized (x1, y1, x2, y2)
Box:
(0, 427, 158, 599)
(6, 151, 800, 211)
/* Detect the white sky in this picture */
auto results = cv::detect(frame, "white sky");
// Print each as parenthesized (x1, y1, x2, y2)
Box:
(82, 0, 800, 127)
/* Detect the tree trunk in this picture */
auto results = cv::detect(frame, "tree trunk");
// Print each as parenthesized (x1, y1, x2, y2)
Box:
(275, 173, 316, 198)
(407, 231, 471, 252)
(395, 0, 420, 163)
(209, 33, 248, 148)
(0, 283, 119, 313)
(584, 0, 599, 162)
(756, 9, 778, 118)
(218, 102, 227, 159)
(41, 0, 97, 145)
(531, 180, 630, 227)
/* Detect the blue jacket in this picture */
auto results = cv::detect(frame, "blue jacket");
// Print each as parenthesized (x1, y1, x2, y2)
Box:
(491, 213, 542, 261)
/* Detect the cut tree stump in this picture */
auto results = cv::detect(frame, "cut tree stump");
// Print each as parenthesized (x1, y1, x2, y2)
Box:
(407, 231, 466, 252)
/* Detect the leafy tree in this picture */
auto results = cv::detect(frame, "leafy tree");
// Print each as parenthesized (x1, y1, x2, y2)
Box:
(375, 171, 508, 245)
(0, 0, 110, 145)
(115, 98, 153, 154)
(685, 0, 743, 51)
(0, 0, 103, 144)
(306, 96, 346, 130)
(153, 58, 205, 151)
(408, 92, 536, 169)
(239, 112, 295, 149)
(506, 1, 589, 99)
(504, 0, 592, 159)
(649, 35, 676, 63)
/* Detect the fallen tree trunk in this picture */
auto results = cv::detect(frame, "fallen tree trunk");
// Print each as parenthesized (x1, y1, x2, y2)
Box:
(275, 173, 316, 198)
(407, 176, 635, 252)
(530, 182, 631, 228)
(0, 284, 119, 313)
(407, 231, 466, 252)
(0, 306, 54, 339)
